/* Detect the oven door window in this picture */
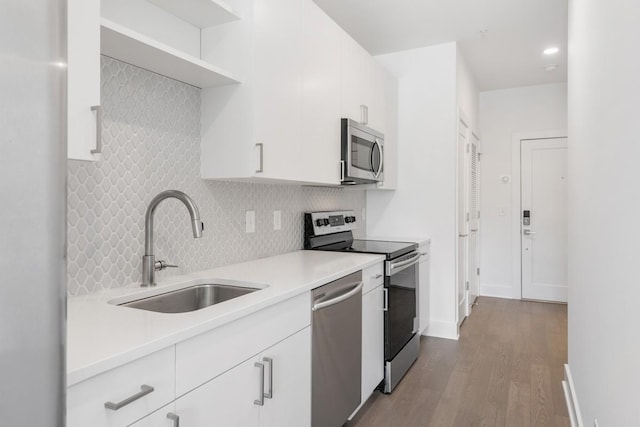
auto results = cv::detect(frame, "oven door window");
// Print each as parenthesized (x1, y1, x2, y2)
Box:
(385, 263, 417, 361)
(351, 135, 381, 175)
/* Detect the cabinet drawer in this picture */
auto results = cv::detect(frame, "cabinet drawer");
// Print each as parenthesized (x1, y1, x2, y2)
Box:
(176, 292, 310, 395)
(67, 347, 175, 427)
(362, 262, 384, 294)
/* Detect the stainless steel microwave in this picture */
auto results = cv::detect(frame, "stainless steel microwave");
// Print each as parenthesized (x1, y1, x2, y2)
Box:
(341, 118, 384, 184)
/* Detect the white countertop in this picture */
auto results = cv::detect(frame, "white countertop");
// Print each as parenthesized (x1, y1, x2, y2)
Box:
(67, 250, 384, 386)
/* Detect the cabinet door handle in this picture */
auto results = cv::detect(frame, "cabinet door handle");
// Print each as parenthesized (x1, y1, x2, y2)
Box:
(383, 288, 389, 311)
(263, 357, 273, 399)
(104, 385, 154, 410)
(360, 104, 368, 125)
(255, 143, 264, 173)
(167, 412, 180, 427)
(254, 362, 265, 406)
(90, 105, 102, 155)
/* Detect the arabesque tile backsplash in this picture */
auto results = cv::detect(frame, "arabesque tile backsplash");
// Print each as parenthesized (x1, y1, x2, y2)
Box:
(67, 57, 365, 296)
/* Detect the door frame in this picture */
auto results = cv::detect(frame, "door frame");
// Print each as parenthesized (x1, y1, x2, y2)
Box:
(510, 130, 567, 299)
(455, 110, 470, 327)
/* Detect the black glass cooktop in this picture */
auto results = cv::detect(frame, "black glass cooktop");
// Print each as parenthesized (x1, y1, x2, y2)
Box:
(321, 238, 417, 260)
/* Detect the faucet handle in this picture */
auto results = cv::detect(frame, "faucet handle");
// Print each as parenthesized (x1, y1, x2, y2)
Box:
(155, 260, 178, 271)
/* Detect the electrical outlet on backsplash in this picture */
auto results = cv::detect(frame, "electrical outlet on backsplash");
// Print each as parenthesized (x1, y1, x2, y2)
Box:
(66, 56, 366, 296)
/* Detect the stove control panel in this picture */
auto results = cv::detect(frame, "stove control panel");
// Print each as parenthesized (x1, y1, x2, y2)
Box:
(305, 210, 357, 236)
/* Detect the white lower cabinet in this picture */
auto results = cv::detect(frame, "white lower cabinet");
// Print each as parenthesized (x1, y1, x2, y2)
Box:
(259, 327, 311, 427)
(174, 327, 311, 427)
(418, 241, 431, 334)
(361, 283, 384, 403)
(356, 261, 385, 414)
(175, 356, 261, 426)
(67, 347, 175, 427)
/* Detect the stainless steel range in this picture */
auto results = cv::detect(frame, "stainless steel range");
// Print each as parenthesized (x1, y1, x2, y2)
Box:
(304, 210, 421, 393)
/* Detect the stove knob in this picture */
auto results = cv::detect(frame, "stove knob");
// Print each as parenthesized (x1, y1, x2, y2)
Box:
(323, 218, 330, 226)
(345, 217, 352, 223)
(350, 216, 357, 223)
(315, 219, 324, 227)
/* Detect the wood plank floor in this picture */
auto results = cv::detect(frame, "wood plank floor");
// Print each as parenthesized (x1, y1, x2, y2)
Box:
(347, 297, 569, 427)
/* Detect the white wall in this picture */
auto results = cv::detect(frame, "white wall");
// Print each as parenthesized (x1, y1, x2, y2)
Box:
(367, 42, 459, 339)
(478, 83, 567, 298)
(567, 0, 640, 424)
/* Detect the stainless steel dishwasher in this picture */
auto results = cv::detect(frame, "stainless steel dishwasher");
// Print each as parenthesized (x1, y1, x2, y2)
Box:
(311, 270, 363, 427)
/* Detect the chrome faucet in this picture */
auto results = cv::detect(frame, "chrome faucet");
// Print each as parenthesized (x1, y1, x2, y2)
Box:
(142, 190, 204, 287)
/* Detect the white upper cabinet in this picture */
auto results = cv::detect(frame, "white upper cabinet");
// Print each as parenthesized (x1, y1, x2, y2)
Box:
(374, 69, 398, 190)
(200, 0, 344, 185)
(300, 0, 342, 185)
(252, 0, 304, 181)
(340, 32, 386, 134)
(67, 0, 101, 161)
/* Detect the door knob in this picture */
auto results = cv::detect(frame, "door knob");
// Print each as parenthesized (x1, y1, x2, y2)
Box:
(523, 229, 536, 236)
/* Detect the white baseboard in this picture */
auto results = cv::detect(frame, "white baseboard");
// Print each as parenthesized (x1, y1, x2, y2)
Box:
(423, 320, 459, 340)
(480, 283, 517, 299)
(562, 364, 583, 427)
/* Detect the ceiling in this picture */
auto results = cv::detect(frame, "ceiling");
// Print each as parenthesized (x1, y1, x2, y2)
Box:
(313, 0, 568, 91)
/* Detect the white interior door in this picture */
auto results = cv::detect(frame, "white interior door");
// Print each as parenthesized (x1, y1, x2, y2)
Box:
(467, 135, 480, 311)
(521, 137, 568, 302)
(457, 118, 469, 325)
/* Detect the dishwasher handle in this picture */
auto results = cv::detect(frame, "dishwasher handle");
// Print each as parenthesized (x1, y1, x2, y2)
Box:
(312, 281, 364, 311)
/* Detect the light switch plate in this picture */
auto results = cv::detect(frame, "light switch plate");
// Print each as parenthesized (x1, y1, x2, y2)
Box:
(246, 210, 255, 233)
(273, 210, 281, 231)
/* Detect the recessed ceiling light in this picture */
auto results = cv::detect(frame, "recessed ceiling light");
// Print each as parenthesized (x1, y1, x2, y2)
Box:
(544, 47, 559, 55)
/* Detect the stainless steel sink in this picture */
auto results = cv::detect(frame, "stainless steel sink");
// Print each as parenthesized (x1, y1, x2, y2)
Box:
(119, 284, 260, 313)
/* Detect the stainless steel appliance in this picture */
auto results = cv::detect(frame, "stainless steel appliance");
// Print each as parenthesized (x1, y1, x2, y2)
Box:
(311, 271, 363, 427)
(1, 0, 66, 424)
(305, 211, 420, 394)
(341, 118, 384, 184)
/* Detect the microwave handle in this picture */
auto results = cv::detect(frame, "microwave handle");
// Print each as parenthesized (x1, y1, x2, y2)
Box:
(372, 139, 383, 179)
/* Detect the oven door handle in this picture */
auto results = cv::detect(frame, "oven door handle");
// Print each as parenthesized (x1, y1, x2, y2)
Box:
(387, 251, 421, 276)
(312, 281, 364, 311)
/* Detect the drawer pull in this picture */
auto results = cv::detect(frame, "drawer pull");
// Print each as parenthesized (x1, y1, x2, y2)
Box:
(372, 273, 383, 280)
(167, 412, 180, 427)
(104, 385, 154, 410)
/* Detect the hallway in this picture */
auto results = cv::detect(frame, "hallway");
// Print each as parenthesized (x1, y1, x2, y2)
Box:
(349, 297, 569, 427)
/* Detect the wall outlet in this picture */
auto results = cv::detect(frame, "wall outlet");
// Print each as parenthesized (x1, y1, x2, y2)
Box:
(273, 210, 281, 231)
(245, 210, 255, 233)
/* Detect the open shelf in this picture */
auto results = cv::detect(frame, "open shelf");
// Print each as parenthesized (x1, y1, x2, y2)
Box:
(100, 18, 240, 88)
(146, 0, 240, 28)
